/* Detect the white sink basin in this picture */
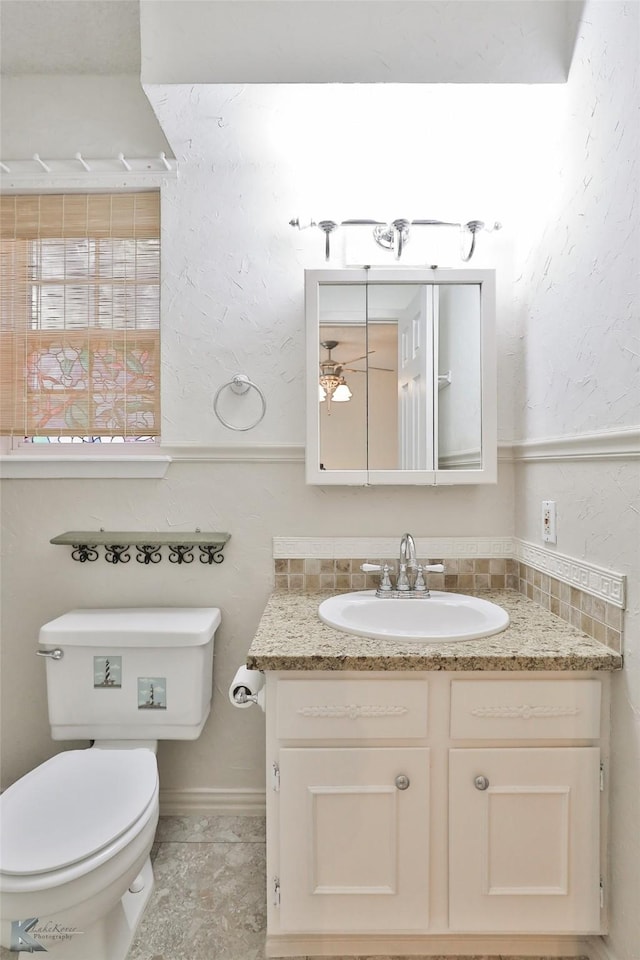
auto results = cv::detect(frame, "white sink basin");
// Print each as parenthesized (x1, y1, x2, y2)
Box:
(318, 590, 509, 643)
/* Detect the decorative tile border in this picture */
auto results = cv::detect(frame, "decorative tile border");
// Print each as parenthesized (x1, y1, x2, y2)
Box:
(517, 561, 622, 654)
(516, 540, 625, 609)
(273, 537, 515, 559)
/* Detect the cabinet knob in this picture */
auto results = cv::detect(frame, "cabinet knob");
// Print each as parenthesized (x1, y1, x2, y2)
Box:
(474, 775, 490, 791)
(395, 774, 410, 790)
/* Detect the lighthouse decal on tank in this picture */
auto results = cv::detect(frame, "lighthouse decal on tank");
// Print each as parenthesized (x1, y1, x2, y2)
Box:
(93, 656, 122, 688)
(138, 677, 167, 710)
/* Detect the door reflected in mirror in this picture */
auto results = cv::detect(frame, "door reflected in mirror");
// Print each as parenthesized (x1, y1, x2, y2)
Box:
(436, 284, 482, 470)
(307, 269, 496, 485)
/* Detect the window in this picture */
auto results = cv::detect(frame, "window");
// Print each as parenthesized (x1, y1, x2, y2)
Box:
(0, 193, 160, 442)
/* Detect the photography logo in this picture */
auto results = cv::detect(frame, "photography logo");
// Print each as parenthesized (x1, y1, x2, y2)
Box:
(10, 918, 45, 953)
(10, 918, 82, 952)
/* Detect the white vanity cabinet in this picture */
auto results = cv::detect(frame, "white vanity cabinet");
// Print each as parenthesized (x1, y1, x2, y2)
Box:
(278, 746, 430, 932)
(265, 671, 608, 957)
(273, 676, 431, 935)
(448, 678, 603, 935)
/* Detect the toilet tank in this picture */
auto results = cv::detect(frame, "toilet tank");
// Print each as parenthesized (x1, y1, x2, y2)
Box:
(39, 607, 221, 740)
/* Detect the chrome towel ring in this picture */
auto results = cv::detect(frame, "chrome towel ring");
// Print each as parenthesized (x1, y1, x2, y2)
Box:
(213, 374, 266, 432)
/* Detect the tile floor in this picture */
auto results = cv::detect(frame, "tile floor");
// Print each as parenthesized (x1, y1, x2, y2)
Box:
(127, 816, 585, 960)
(0, 814, 588, 960)
(128, 815, 267, 960)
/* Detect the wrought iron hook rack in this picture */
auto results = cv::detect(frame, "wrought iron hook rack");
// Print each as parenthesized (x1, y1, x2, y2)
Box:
(50, 530, 230, 565)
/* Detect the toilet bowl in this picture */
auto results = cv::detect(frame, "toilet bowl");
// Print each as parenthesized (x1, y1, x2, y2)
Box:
(0, 747, 159, 958)
(1, 606, 220, 958)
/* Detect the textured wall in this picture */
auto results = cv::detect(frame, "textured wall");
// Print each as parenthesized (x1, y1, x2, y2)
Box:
(513, 8, 639, 439)
(149, 81, 554, 447)
(513, 4, 640, 957)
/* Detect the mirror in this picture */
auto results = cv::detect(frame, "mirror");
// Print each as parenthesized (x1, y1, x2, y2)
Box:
(305, 268, 497, 485)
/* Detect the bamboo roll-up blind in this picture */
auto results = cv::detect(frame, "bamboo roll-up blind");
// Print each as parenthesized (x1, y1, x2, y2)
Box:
(0, 192, 160, 437)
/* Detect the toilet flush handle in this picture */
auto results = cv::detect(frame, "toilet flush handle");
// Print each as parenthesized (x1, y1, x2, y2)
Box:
(36, 648, 64, 660)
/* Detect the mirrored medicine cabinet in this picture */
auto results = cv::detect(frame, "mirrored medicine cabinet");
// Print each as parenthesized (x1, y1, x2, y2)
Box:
(305, 268, 497, 485)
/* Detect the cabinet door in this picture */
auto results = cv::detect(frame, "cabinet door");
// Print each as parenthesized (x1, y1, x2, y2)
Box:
(449, 747, 601, 933)
(278, 747, 429, 932)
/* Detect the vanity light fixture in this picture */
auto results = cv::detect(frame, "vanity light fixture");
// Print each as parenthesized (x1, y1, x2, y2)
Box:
(290, 216, 502, 261)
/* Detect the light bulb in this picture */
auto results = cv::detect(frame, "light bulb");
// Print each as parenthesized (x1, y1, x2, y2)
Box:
(332, 381, 352, 402)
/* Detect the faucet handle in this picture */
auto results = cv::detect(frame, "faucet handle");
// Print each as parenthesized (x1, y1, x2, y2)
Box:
(362, 562, 394, 593)
(413, 565, 427, 592)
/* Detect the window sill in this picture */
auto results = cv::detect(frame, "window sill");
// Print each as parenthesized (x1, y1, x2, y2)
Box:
(0, 455, 171, 479)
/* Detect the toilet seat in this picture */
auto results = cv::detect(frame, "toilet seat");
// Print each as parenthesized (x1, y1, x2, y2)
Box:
(0, 748, 158, 877)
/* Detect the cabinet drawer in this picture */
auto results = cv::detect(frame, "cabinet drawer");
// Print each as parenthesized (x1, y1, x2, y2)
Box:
(450, 679, 601, 740)
(276, 678, 429, 740)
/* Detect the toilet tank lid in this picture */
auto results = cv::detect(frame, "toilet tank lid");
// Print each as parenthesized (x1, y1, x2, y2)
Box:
(39, 607, 221, 647)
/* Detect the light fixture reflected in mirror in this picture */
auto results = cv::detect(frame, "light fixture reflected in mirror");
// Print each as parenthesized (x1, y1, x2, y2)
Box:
(332, 379, 352, 402)
(319, 340, 353, 412)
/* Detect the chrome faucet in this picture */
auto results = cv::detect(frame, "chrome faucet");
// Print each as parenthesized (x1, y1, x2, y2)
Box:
(360, 533, 445, 598)
(360, 534, 444, 598)
(397, 533, 417, 591)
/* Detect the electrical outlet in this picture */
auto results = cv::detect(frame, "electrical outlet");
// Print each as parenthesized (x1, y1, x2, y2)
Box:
(542, 500, 557, 543)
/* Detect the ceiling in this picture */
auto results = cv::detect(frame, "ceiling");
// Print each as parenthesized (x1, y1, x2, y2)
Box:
(0, 1, 140, 74)
(140, 1, 583, 84)
(1, 0, 584, 83)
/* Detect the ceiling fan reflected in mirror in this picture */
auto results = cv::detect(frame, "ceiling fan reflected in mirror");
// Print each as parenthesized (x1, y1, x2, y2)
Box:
(318, 340, 351, 409)
(318, 340, 392, 412)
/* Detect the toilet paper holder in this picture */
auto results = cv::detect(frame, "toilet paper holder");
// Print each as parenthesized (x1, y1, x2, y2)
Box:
(232, 686, 259, 706)
(229, 666, 265, 710)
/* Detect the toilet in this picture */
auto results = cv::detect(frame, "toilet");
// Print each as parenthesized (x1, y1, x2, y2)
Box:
(0, 606, 221, 959)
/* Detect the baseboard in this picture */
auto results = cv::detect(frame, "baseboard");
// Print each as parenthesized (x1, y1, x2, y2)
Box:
(159, 787, 266, 817)
(586, 935, 621, 960)
(266, 932, 593, 957)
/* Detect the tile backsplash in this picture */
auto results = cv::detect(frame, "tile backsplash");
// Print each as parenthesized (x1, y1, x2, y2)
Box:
(518, 561, 622, 653)
(274, 557, 518, 594)
(273, 556, 622, 653)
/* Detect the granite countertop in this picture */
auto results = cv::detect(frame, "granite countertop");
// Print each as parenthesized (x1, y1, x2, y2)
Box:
(246, 589, 623, 672)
